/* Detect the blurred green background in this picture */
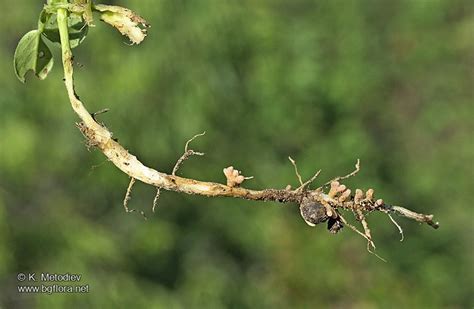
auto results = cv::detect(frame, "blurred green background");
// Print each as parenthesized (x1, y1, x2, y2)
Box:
(1, 0, 473, 308)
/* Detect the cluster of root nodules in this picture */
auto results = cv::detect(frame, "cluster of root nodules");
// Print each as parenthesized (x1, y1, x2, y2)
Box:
(298, 160, 405, 261)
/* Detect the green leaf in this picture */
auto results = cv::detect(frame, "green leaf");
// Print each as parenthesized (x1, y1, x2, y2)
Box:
(43, 13, 88, 48)
(13, 30, 54, 83)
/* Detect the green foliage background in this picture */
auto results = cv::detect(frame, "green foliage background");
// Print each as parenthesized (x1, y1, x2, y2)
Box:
(1, 0, 472, 307)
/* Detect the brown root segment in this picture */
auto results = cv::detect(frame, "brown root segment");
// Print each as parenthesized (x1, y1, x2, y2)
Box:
(78, 120, 302, 202)
(391, 206, 440, 229)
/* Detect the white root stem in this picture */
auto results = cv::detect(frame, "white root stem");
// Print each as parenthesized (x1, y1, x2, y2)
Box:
(55, 7, 437, 253)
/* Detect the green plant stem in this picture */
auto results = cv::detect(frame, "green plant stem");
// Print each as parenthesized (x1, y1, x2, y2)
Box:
(57, 7, 108, 135)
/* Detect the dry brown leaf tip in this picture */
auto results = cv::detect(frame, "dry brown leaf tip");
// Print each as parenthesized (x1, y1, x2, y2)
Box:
(96, 4, 150, 45)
